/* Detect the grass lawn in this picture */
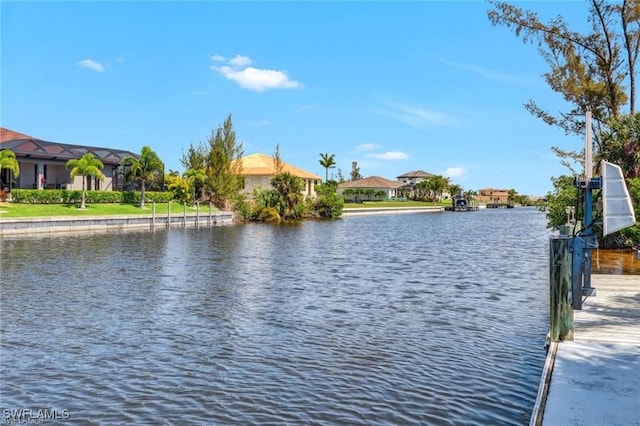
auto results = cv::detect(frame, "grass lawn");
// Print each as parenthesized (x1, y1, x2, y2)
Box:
(0, 201, 216, 218)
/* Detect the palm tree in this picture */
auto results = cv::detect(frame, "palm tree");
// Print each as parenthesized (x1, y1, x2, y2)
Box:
(271, 172, 305, 219)
(66, 153, 105, 209)
(165, 171, 190, 204)
(449, 184, 462, 198)
(318, 153, 336, 182)
(413, 180, 429, 201)
(183, 167, 206, 206)
(426, 175, 450, 202)
(122, 146, 163, 208)
(0, 149, 20, 193)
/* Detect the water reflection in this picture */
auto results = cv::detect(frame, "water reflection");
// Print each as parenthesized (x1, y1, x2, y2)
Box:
(1, 208, 553, 425)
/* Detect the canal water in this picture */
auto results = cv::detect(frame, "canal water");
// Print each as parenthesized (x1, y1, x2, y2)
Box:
(1, 208, 551, 425)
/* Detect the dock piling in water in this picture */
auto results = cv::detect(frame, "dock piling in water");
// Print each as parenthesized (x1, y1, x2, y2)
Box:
(549, 237, 574, 342)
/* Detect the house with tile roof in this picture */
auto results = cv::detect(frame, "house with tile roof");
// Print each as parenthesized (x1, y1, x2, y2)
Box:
(0, 127, 138, 191)
(232, 153, 322, 198)
(337, 176, 406, 201)
(396, 169, 437, 200)
(397, 170, 434, 185)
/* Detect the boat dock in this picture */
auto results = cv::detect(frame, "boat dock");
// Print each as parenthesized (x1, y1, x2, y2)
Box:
(532, 274, 640, 425)
(485, 203, 514, 208)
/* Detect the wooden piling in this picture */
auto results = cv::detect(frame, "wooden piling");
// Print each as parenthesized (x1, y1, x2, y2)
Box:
(549, 237, 574, 341)
(183, 202, 187, 227)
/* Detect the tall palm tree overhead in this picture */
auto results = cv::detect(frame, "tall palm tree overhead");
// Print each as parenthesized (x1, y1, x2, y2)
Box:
(0, 149, 20, 191)
(66, 153, 105, 209)
(122, 146, 163, 208)
(318, 153, 336, 182)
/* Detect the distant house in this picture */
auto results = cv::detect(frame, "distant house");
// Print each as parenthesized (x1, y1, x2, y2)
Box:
(477, 188, 510, 206)
(0, 127, 138, 191)
(337, 176, 405, 201)
(233, 153, 321, 199)
(397, 170, 434, 185)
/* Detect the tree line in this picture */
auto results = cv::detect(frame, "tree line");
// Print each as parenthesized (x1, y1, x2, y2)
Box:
(488, 0, 640, 248)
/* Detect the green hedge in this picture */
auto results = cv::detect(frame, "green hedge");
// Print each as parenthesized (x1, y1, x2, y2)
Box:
(10, 189, 174, 204)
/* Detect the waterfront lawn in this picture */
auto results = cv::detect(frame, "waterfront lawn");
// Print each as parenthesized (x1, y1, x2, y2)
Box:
(0, 201, 215, 218)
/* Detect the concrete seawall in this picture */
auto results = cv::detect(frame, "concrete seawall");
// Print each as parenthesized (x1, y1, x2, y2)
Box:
(342, 206, 445, 216)
(0, 212, 234, 236)
(0, 206, 444, 236)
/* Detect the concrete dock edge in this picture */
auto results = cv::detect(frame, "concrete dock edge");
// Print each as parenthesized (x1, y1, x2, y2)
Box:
(529, 341, 558, 426)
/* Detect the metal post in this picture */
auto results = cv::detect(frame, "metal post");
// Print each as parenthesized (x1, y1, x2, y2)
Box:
(585, 107, 593, 182)
(570, 108, 600, 310)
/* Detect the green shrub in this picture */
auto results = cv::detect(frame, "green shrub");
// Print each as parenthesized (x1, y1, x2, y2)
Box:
(11, 189, 45, 203)
(256, 207, 281, 222)
(121, 191, 174, 204)
(312, 191, 344, 218)
(61, 190, 82, 204)
(83, 191, 122, 203)
(231, 194, 252, 221)
(9, 189, 174, 205)
(145, 191, 174, 203)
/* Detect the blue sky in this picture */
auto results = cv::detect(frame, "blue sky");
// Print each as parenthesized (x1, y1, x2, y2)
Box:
(1, 1, 590, 196)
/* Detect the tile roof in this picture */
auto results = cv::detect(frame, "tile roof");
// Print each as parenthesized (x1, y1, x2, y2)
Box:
(479, 188, 509, 192)
(0, 128, 37, 142)
(235, 153, 321, 180)
(397, 170, 434, 179)
(338, 176, 406, 189)
(0, 127, 138, 165)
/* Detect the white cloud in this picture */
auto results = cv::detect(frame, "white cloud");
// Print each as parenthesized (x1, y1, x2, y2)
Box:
(229, 54, 252, 68)
(444, 167, 466, 177)
(355, 143, 381, 152)
(365, 151, 409, 160)
(374, 96, 459, 129)
(211, 54, 303, 92)
(438, 57, 530, 85)
(77, 59, 105, 72)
